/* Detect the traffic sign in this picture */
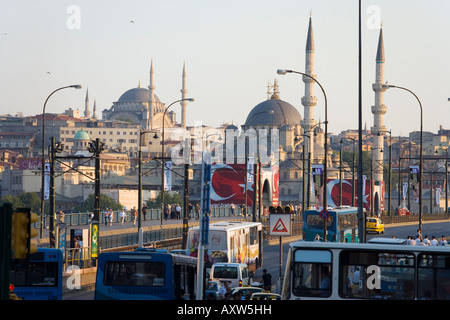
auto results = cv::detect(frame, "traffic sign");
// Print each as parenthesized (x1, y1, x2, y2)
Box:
(320, 209, 329, 220)
(269, 213, 291, 236)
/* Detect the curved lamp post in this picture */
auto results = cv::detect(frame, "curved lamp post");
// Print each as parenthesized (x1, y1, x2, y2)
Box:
(160, 98, 194, 225)
(277, 69, 328, 240)
(383, 83, 423, 232)
(40, 84, 82, 238)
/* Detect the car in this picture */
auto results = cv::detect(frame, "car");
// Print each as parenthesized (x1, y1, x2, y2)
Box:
(229, 286, 264, 299)
(366, 217, 385, 234)
(250, 292, 282, 300)
(205, 281, 221, 300)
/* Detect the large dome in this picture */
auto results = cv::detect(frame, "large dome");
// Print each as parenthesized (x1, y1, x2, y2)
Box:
(117, 87, 160, 103)
(245, 96, 302, 127)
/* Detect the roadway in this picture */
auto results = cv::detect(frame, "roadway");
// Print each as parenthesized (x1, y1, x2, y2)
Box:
(63, 219, 450, 300)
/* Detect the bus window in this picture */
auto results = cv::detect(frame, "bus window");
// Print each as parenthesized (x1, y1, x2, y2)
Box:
(292, 250, 332, 298)
(339, 250, 415, 300)
(418, 254, 450, 300)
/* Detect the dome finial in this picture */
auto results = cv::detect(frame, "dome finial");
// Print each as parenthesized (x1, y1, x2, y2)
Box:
(267, 79, 280, 100)
(138, 80, 141, 88)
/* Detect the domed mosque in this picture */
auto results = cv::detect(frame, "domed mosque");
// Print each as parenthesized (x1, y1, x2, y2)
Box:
(102, 60, 190, 130)
(243, 80, 304, 159)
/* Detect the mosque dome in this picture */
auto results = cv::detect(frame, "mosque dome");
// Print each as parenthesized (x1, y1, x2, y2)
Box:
(74, 130, 90, 141)
(117, 86, 161, 103)
(245, 95, 302, 127)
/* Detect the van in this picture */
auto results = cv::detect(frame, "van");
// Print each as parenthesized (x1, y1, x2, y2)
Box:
(210, 263, 251, 288)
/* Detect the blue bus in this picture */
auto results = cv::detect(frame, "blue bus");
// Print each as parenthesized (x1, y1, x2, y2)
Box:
(95, 248, 199, 300)
(303, 207, 358, 242)
(10, 248, 63, 300)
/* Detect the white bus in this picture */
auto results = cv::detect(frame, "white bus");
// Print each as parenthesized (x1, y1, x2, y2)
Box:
(282, 241, 450, 300)
(186, 221, 263, 273)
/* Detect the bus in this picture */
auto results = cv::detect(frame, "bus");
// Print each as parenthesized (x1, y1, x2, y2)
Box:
(95, 248, 198, 300)
(10, 248, 63, 300)
(186, 221, 263, 273)
(282, 241, 450, 300)
(303, 206, 358, 242)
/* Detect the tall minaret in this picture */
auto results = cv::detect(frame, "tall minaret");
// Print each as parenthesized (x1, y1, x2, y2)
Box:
(301, 14, 318, 160)
(148, 59, 156, 129)
(180, 61, 188, 129)
(84, 88, 90, 118)
(371, 26, 387, 182)
(93, 99, 97, 120)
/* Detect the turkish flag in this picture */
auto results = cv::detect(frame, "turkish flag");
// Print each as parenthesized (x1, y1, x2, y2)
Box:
(210, 164, 254, 205)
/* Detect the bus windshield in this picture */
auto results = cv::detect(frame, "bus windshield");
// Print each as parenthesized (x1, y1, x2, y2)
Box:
(11, 253, 59, 287)
(104, 261, 165, 287)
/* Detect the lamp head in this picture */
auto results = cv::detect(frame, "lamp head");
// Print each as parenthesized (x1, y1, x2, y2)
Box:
(186, 98, 195, 102)
(277, 69, 288, 75)
(71, 84, 82, 89)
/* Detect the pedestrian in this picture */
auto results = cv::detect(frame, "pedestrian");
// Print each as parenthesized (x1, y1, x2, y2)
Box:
(176, 204, 181, 219)
(195, 203, 200, 219)
(109, 208, 114, 226)
(188, 203, 193, 219)
(430, 236, 439, 246)
(131, 206, 137, 226)
(164, 204, 170, 221)
(415, 235, 422, 245)
(409, 236, 416, 246)
(423, 235, 430, 246)
(261, 269, 272, 291)
(171, 204, 176, 219)
(142, 204, 147, 221)
(120, 208, 126, 225)
(59, 210, 65, 224)
(230, 203, 235, 216)
(440, 236, 448, 246)
(104, 209, 109, 225)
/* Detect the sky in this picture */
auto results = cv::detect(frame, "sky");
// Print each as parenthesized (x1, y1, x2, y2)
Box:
(0, 0, 449, 138)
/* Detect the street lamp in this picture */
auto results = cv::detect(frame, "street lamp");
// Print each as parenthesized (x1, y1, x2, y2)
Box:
(383, 83, 423, 232)
(40, 84, 82, 238)
(277, 69, 328, 240)
(160, 98, 194, 225)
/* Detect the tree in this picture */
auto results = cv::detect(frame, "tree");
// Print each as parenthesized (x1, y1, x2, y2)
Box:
(73, 193, 122, 212)
(146, 191, 183, 209)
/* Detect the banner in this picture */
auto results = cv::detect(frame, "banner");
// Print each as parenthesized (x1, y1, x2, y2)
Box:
(410, 165, 420, 203)
(312, 165, 324, 209)
(272, 164, 279, 206)
(247, 157, 254, 184)
(164, 161, 172, 191)
(436, 188, 441, 207)
(402, 182, 408, 201)
(44, 162, 50, 200)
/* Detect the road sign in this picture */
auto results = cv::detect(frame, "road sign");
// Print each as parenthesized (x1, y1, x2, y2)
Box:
(269, 213, 291, 236)
(320, 209, 329, 220)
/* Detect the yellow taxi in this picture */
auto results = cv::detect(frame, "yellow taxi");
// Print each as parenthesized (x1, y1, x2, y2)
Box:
(366, 217, 385, 234)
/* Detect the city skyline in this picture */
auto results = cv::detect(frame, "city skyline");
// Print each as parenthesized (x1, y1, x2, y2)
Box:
(0, 0, 449, 137)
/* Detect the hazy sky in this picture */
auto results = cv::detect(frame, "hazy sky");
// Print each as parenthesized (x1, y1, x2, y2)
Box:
(1, 0, 449, 137)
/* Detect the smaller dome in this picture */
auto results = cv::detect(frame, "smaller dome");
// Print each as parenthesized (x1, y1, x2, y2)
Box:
(225, 124, 238, 131)
(74, 130, 90, 141)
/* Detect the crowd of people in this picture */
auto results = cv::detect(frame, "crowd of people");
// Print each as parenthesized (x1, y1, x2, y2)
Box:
(405, 229, 448, 246)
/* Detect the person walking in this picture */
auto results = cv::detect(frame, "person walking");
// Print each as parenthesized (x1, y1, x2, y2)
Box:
(120, 208, 126, 225)
(109, 208, 114, 226)
(142, 204, 147, 221)
(261, 269, 272, 292)
(104, 209, 109, 226)
(131, 206, 137, 226)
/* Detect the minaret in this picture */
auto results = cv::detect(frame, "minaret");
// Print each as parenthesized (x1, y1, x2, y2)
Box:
(180, 61, 188, 129)
(301, 15, 318, 160)
(93, 99, 97, 120)
(84, 88, 90, 118)
(148, 59, 156, 129)
(371, 26, 387, 182)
